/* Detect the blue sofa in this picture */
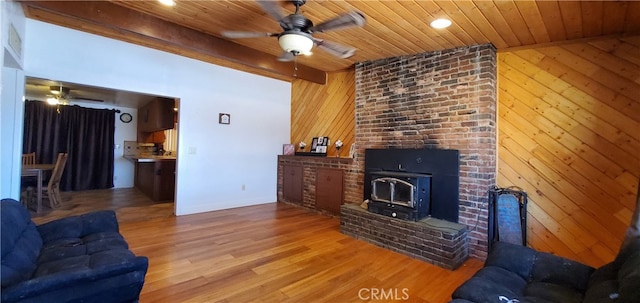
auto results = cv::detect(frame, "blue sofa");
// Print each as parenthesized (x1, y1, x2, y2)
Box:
(451, 179, 640, 303)
(1, 198, 148, 303)
(450, 238, 640, 303)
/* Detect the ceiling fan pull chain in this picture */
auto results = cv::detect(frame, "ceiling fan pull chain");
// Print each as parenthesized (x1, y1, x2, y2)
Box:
(293, 56, 298, 78)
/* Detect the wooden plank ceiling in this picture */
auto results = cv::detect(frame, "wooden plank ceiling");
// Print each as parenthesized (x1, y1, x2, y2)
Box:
(21, 1, 640, 83)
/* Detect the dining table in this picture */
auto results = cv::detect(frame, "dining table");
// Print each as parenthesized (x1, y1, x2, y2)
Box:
(21, 163, 55, 213)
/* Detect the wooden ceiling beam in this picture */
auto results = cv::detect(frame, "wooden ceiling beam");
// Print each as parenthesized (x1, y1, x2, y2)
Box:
(21, 1, 327, 84)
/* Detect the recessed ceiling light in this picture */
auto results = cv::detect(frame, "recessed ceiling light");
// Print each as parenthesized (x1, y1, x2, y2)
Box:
(430, 18, 452, 29)
(158, 0, 176, 7)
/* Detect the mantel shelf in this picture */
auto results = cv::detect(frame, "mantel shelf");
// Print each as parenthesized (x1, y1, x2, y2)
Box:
(278, 155, 353, 164)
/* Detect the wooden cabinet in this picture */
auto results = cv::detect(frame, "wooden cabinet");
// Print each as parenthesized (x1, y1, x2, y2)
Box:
(134, 160, 176, 201)
(138, 131, 166, 144)
(156, 160, 176, 201)
(138, 98, 175, 133)
(278, 156, 351, 213)
(135, 162, 155, 199)
(315, 168, 344, 215)
(282, 165, 303, 204)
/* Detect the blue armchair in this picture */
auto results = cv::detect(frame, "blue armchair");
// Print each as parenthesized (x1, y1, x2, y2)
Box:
(1, 199, 148, 303)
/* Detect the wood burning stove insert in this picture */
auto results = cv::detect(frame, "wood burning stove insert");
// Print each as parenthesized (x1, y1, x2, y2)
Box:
(369, 171, 432, 220)
(364, 148, 460, 222)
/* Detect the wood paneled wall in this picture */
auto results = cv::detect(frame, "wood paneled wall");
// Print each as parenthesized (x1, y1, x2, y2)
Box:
(497, 36, 640, 267)
(291, 36, 639, 266)
(291, 70, 355, 157)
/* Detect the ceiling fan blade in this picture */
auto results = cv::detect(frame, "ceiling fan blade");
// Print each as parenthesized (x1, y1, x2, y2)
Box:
(310, 11, 366, 33)
(221, 31, 278, 39)
(313, 39, 356, 59)
(277, 51, 295, 62)
(257, 0, 285, 22)
(71, 97, 105, 103)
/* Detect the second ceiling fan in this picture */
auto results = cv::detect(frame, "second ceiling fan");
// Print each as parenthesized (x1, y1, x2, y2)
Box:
(221, 0, 366, 62)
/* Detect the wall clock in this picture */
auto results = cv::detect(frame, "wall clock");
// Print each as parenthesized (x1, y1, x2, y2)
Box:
(120, 113, 133, 123)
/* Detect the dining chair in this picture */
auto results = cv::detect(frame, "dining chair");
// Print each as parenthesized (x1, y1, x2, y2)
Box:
(43, 153, 68, 209)
(20, 152, 37, 208)
(22, 152, 36, 165)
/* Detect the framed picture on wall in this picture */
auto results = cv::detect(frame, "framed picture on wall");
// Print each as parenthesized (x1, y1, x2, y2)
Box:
(219, 113, 230, 124)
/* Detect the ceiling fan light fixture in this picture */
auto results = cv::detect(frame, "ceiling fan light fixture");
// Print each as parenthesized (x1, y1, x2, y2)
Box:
(278, 33, 314, 55)
(158, 0, 176, 7)
(49, 85, 69, 96)
(430, 18, 452, 29)
(46, 97, 59, 105)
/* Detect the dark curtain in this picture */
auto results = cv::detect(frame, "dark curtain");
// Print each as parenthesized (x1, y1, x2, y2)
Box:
(23, 101, 116, 191)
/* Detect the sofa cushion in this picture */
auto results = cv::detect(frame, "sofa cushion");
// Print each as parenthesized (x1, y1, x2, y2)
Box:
(451, 276, 522, 303)
(38, 232, 128, 264)
(617, 250, 640, 303)
(474, 266, 528, 292)
(524, 282, 583, 303)
(583, 262, 618, 303)
(613, 236, 640, 266)
(484, 242, 536, 280)
(584, 279, 618, 303)
(530, 251, 594, 292)
(36, 210, 119, 243)
(588, 262, 617, 287)
(34, 249, 136, 278)
(0, 199, 43, 288)
(451, 266, 527, 302)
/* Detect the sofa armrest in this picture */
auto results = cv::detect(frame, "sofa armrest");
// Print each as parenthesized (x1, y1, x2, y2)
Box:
(1, 255, 148, 302)
(484, 241, 537, 280)
(485, 241, 594, 292)
(37, 210, 119, 243)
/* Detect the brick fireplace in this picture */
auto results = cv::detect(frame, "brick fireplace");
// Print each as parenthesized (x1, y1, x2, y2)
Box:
(341, 44, 497, 261)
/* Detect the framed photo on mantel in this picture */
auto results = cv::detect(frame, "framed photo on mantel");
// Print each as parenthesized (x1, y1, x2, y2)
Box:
(295, 137, 330, 157)
(283, 144, 295, 155)
(311, 136, 329, 155)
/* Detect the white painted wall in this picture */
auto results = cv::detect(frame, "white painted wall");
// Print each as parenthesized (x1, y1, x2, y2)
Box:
(1, 67, 25, 200)
(22, 19, 291, 215)
(0, 0, 25, 200)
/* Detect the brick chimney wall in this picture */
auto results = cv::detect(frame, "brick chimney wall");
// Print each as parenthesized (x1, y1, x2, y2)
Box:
(347, 44, 497, 259)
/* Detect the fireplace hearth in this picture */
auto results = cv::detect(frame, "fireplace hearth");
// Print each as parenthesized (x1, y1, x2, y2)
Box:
(340, 203, 468, 270)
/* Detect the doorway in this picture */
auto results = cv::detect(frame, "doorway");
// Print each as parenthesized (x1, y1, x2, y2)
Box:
(22, 77, 179, 216)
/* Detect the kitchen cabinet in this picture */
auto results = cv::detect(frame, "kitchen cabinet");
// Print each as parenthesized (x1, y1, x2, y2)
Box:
(138, 98, 174, 133)
(134, 159, 176, 202)
(282, 164, 303, 204)
(315, 168, 344, 215)
(138, 131, 166, 144)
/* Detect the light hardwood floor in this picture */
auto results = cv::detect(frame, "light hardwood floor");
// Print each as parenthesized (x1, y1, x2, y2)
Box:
(30, 188, 482, 302)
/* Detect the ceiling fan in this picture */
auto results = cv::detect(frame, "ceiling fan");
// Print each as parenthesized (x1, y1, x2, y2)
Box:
(221, 0, 366, 62)
(46, 83, 104, 105)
